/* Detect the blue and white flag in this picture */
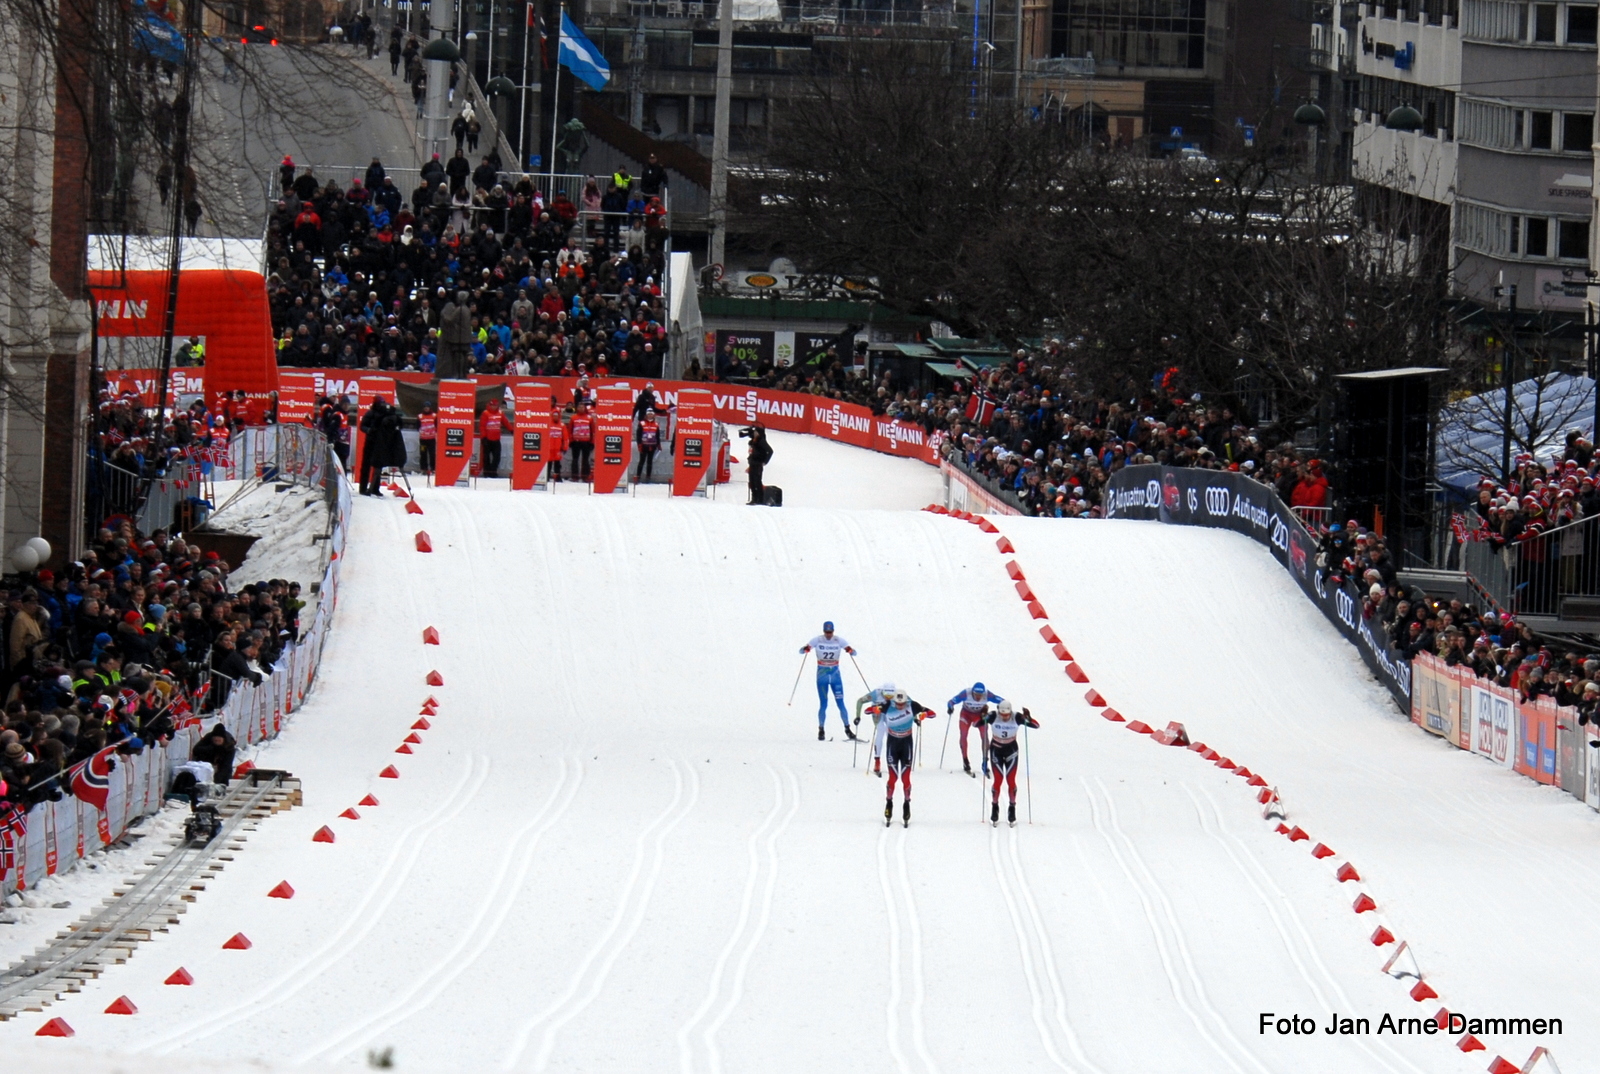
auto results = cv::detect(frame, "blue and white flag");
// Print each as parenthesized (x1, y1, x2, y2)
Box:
(558, 12, 610, 91)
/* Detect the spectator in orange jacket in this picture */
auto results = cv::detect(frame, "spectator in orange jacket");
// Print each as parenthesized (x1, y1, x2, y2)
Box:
(478, 397, 506, 478)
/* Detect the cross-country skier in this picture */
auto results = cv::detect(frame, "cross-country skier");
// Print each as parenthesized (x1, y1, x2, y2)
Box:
(947, 682, 1004, 778)
(799, 622, 857, 741)
(873, 689, 935, 826)
(854, 682, 897, 776)
(983, 700, 1039, 827)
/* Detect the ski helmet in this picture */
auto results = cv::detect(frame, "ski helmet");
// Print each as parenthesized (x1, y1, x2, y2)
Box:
(891, 690, 908, 706)
(998, 700, 1014, 716)
(972, 682, 986, 696)
(823, 621, 834, 632)
(879, 682, 896, 696)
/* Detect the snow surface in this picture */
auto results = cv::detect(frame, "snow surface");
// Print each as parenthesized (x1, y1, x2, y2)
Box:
(1, 436, 1589, 1073)
(204, 480, 331, 591)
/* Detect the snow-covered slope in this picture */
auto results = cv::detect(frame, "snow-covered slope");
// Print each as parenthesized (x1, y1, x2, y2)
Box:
(2, 443, 1587, 1073)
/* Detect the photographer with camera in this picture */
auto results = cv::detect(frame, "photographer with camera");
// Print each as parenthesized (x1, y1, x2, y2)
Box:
(741, 422, 774, 505)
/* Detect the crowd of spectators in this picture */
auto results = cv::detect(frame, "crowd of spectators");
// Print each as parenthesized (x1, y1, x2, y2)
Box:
(265, 149, 673, 377)
(4, 422, 304, 811)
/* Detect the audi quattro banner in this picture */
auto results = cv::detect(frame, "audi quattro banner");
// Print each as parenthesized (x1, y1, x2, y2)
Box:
(1104, 465, 1411, 709)
(509, 381, 553, 490)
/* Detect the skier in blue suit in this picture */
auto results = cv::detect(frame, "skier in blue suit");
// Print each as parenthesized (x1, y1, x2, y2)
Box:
(800, 621, 857, 741)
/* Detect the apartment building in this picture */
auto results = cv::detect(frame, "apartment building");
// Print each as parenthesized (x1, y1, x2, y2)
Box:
(1321, 0, 1597, 317)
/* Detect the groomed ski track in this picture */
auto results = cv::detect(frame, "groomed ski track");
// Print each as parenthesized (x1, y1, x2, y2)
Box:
(6, 432, 1590, 1073)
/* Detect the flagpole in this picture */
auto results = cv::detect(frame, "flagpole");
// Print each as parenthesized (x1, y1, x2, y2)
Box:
(520, 4, 533, 169)
(548, 3, 562, 181)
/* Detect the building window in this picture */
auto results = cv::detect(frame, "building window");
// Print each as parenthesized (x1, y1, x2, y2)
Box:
(1511, 216, 1522, 252)
(1569, 3, 1600, 38)
(1530, 110, 1554, 148)
(1527, 217, 1550, 256)
(1559, 219, 1590, 258)
(1564, 111, 1594, 151)
(1534, 2, 1559, 36)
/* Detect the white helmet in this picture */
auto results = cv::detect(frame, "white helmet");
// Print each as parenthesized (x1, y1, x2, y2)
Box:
(892, 690, 908, 706)
(997, 700, 1014, 716)
(878, 682, 896, 696)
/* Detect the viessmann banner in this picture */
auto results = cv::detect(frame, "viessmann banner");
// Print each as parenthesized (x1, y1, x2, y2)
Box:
(1104, 465, 1411, 709)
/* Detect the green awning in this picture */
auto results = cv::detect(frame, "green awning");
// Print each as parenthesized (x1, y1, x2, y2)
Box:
(925, 361, 972, 378)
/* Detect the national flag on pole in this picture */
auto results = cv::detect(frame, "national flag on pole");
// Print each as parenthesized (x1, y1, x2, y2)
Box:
(557, 11, 610, 90)
(70, 746, 117, 812)
(528, 2, 548, 67)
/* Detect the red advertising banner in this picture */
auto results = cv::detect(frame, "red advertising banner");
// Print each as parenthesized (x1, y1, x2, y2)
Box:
(807, 398, 874, 449)
(277, 372, 319, 425)
(707, 385, 811, 434)
(591, 398, 633, 494)
(872, 417, 933, 460)
(510, 381, 552, 490)
(101, 369, 206, 406)
(434, 380, 478, 487)
(353, 376, 396, 481)
(673, 389, 714, 497)
(1516, 697, 1559, 785)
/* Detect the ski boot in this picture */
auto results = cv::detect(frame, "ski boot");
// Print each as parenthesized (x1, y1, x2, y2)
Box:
(874, 758, 883, 777)
(902, 801, 911, 828)
(844, 724, 858, 741)
(1008, 802, 1017, 827)
(991, 801, 999, 827)
(884, 800, 894, 827)
(963, 758, 974, 777)
(818, 727, 825, 741)
(981, 758, 990, 778)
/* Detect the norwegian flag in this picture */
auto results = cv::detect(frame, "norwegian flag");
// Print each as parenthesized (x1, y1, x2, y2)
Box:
(106, 427, 126, 446)
(69, 746, 117, 812)
(964, 390, 997, 428)
(0, 806, 25, 882)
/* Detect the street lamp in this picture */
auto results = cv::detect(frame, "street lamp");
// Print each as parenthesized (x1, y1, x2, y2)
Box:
(422, 36, 461, 62)
(1385, 104, 1424, 131)
(1293, 102, 1326, 125)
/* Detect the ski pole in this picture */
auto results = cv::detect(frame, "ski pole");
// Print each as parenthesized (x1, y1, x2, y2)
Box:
(786, 652, 807, 707)
(1024, 725, 1033, 825)
(847, 652, 871, 694)
(938, 710, 953, 770)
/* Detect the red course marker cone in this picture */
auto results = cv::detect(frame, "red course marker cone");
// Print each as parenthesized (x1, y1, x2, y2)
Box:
(267, 881, 296, 899)
(414, 531, 433, 552)
(426, 670, 445, 686)
(1457, 1035, 1486, 1052)
(388, 483, 410, 498)
(35, 1017, 73, 1037)
(1085, 689, 1108, 707)
(996, 537, 1015, 553)
(1215, 757, 1237, 770)
(1274, 823, 1292, 834)
(165, 967, 194, 985)
(222, 933, 253, 950)
(1064, 663, 1089, 683)
(1102, 708, 1126, 723)
(312, 826, 336, 843)
(1125, 721, 1153, 734)
(412, 718, 431, 730)
(1038, 625, 1061, 644)
(1247, 774, 1268, 787)
(1409, 981, 1438, 1002)
(1014, 581, 1036, 602)
(395, 743, 414, 754)
(380, 765, 400, 778)
(1287, 826, 1310, 842)
(1487, 1058, 1522, 1074)
(405, 499, 424, 515)
(1311, 843, 1336, 859)
(1256, 788, 1274, 803)
(977, 518, 999, 533)
(1006, 561, 1025, 581)
(1027, 600, 1048, 619)
(404, 732, 423, 744)
(1371, 925, 1396, 945)
(340, 807, 361, 820)
(1351, 893, 1377, 913)
(423, 626, 441, 645)
(1336, 862, 1362, 883)
(359, 794, 380, 806)
(1051, 643, 1073, 661)
(233, 760, 256, 778)
(105, 996, 138, 1015)
(1234, 766, 1254, 778)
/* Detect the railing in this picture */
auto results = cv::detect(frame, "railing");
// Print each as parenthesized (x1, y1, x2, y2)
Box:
(1293, 505, 1333, 530)
(594, 0, 966, 27)
(940, 450, 1029, 514)
(84, 453, 207, 537)
(220, 425, 332, 493)
(1457, 508, 1600, 618)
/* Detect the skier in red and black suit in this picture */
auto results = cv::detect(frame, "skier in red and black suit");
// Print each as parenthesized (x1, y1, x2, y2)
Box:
(983, 700, 1038, 827)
